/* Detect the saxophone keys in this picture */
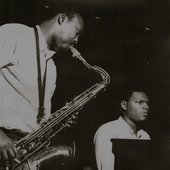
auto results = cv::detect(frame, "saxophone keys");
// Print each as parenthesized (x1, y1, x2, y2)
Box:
(28, 142, 36, 151)
(20, 149, 27, 157)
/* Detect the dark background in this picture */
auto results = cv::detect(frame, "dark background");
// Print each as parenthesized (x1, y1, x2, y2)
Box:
(1, 0, 170, 169)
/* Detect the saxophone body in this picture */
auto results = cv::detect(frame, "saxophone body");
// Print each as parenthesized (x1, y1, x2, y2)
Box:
(12, 47, 111, 170)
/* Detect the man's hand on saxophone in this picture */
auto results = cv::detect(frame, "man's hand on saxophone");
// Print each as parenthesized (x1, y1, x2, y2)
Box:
(58, 102, 79, 128)
(0, 129, 18, 170)
(65, 112, 79, 128)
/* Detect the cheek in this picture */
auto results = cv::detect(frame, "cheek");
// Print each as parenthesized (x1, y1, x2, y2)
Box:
(61, 27, 75, 41)
(61, 34, 74, 43)
(128, 105, 140, 117)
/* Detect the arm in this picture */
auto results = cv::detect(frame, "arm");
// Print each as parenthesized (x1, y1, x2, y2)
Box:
(0, 25, 17, 69)
(0, 25, 19, 168)
(94, 127, 115, 170)
(0, 129, 18, 168)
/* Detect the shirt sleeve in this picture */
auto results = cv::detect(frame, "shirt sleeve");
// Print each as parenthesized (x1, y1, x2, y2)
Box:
(0, 26, 17, 68)
(94, 126, 115, 170)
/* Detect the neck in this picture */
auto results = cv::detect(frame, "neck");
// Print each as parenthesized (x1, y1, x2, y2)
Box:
(122, 115, 138, 134)
(39, 20, 54, 49)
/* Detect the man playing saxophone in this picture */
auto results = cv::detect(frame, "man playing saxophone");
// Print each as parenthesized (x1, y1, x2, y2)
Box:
(0, 4, 84, 169)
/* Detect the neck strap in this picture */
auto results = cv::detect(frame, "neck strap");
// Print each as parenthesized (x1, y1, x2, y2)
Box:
(34, 27, 47, 124)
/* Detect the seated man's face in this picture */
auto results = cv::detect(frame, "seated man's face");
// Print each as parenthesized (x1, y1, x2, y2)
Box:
(126, 91, 150, 122)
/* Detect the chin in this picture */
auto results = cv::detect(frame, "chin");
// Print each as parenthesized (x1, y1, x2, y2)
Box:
(135, 117, 146, 122)
(59, 45, 70, 50)
(52, 43, 67, 51)
(140, 117, 147, 121)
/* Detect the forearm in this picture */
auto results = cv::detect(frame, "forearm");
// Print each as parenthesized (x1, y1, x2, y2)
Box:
(95, 150, 115, 170)
(0, 128, 9, 140)
(0, 128, 18, 169)
(94, 130, 115, 170)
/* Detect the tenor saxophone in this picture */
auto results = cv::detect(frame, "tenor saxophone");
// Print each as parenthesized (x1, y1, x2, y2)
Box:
(12, 47, 111, 170)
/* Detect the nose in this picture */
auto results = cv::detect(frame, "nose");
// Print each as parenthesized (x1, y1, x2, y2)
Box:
(143, 103, 149, 110)
(73, 36, 78, 44)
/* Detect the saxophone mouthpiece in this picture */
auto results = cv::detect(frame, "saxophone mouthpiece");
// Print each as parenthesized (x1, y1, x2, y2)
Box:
(70, 46, 85, 62)
(70, 46, 80, 57)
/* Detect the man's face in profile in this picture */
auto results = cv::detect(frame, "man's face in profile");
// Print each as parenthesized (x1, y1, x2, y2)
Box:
(125, 92, 150, 122)
(51, 14, 84, 51)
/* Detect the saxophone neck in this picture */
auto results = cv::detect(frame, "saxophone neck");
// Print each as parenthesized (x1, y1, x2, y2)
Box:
(70, 47, 111, 85)
(93, 66, 111, 85)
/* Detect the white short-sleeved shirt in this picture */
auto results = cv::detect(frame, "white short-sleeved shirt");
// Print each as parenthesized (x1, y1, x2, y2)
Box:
(94, 116, 150, 170)
(0, 24, 56, 133)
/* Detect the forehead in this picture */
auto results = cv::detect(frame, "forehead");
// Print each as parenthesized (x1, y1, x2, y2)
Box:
(70, 15, 84, 30)
(129, 92, 149, 101)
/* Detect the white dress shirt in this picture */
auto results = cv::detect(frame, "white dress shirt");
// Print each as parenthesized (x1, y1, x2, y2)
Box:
(0, 23, 56, 133)
(94, 116, 150, 170)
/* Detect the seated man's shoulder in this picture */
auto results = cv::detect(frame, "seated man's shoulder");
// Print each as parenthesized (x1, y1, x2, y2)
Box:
(139, 129, 151, 140)
(95, 119, 120, 136)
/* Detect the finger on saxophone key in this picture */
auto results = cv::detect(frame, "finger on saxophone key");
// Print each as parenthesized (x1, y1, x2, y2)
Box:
(14, 158, 21, 164)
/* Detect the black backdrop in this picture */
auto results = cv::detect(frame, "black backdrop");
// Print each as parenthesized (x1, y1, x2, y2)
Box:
(1, 0, 170, 169)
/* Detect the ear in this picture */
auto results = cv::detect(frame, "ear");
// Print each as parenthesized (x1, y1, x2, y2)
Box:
(120, 100, 127, 110)
(57, 14, 67, 25)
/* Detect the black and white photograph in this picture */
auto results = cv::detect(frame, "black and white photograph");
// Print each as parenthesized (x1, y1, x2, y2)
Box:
(0, 0, 170, 169)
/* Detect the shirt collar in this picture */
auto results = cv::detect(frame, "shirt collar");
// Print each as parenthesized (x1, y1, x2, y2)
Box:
(118, 116, 143, 138)
(36, 25, 55, 59)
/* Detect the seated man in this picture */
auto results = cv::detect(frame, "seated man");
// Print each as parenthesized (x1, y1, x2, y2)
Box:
(94, 87, 150, 170)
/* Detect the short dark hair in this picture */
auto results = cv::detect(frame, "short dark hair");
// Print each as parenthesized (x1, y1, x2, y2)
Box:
(120, 84, 150, 102)
(39, 1, 82, 23)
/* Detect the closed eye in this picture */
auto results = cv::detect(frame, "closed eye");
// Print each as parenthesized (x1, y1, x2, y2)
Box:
(76, 28, 82, 36)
